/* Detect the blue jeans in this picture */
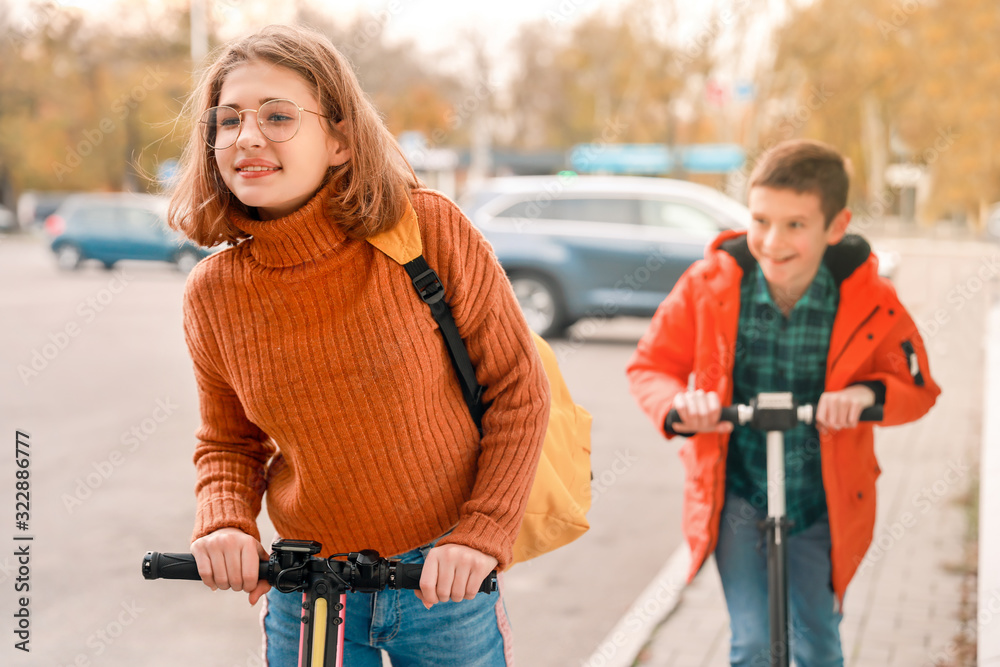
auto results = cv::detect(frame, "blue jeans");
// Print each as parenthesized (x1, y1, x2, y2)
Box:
(715, 493, 843, 667)
(261, 539, 513, 666)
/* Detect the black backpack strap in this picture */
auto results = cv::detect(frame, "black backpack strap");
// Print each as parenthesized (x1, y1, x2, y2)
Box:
(402, 255, 487, 431)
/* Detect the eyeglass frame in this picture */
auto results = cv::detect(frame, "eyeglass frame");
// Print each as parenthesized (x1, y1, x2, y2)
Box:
(198, 98, 332, 150)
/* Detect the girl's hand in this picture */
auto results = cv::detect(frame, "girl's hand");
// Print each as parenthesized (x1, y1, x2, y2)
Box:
(816, 385, 876, 432)
(190, 527, 271, 605)
(415, 543, 498, 609)
(671, 389, 734, 434)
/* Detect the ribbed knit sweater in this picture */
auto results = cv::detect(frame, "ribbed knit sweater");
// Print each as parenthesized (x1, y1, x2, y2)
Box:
(182, 181, 550, 569)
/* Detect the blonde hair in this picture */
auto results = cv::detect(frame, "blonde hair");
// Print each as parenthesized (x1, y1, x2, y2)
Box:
(168, 24, 419, 246)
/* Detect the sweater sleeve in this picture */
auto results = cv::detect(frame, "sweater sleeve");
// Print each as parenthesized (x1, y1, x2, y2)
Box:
(626, 269, 698, 439)
(183, 269, 275, 544)
(414, 191, 551, 570)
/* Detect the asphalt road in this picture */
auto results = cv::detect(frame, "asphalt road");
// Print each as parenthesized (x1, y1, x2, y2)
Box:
(0, 235, 682, 667)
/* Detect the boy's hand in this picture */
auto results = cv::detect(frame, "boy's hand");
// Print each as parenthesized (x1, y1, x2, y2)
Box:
(415, 543, 498, 609)
(816, 385, 876, 432)
(671, 390, 734, 434)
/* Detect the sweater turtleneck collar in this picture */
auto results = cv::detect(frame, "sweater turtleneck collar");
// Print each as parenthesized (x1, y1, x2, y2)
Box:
(227, 179, 350, 268)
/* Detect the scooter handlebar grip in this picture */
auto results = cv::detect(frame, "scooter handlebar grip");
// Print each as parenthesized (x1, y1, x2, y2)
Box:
(719, 406, 740, 424)
(665, 407, 739, 431)
(393, 563, 497, 594)
(143, 552, 201, 580)
(143, 551, 269, 582)
(859, 406, 883, 422)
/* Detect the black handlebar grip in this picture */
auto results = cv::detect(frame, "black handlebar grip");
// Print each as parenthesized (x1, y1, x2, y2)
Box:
(719, 406, 740, 424)
(143, 552, 201, 580)
(143, 552, 269, 582)
(665, 407, 739, 431)
(859, 405, 883, 422)
(393, 563, 498, 594)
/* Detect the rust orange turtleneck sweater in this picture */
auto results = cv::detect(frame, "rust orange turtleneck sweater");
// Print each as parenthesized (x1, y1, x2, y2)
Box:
(182, 182, 550, 568)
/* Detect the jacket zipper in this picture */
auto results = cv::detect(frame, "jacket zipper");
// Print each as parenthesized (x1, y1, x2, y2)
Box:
(829, 305, 880, 373)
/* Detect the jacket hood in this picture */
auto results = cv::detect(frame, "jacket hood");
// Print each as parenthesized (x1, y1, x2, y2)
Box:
(707, 229, 874, 287)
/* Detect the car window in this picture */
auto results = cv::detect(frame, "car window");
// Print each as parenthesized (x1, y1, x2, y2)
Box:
(497, 198, 639, 225)
(639, 200, 721, 233)
(120, 207, 166, 236)
(68, 206, 120, 233)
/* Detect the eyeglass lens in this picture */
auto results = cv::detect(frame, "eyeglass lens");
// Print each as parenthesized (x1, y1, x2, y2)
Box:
(201, 99, 302, 149)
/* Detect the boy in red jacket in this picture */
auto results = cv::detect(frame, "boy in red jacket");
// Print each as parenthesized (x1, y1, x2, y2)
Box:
(627, 139, 940, 666)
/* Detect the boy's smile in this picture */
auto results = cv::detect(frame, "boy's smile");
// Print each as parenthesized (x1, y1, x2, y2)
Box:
(747, 186, 850, 313)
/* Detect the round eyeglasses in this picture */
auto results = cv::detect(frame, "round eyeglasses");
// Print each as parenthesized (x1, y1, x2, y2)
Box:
(199, 99, 329, 150)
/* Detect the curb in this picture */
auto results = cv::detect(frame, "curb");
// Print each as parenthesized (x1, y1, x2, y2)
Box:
(582, 544, 691, 667)
(980, 300, 1000, 666)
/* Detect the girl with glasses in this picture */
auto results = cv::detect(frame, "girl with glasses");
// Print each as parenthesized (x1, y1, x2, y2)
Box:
(167, 24, 548, 667)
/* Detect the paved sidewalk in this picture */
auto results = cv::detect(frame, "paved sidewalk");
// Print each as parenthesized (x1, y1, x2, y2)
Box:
(635, 240, 988, 667)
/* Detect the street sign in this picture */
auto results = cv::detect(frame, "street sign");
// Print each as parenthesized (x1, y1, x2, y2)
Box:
(569, 143, 745, 175)
(569, 144, 673, 174)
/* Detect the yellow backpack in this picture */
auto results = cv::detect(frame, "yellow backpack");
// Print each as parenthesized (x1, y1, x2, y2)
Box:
(368, 202, 592, 565)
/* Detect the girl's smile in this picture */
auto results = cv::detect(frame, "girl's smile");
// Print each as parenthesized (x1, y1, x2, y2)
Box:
(234, 158, 281, 178)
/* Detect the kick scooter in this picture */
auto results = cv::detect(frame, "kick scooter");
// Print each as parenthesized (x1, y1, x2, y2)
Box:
(143, 539, 498, 667)
(668, 391, 882, 667)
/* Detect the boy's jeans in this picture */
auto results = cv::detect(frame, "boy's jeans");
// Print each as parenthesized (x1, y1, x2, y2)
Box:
(715, 493, 843, 667)
(261, 537, 513, 666)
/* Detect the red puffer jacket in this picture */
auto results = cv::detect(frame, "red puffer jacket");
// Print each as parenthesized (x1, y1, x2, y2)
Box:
(627, 230, 941, 603)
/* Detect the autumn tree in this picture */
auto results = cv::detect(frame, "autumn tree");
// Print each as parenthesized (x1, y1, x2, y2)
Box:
(763, 0, 1000, 225)
(503, 0, 716, 150)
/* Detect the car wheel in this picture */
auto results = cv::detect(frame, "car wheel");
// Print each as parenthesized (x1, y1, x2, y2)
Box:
(175, 249, 201, 275)
(55, 244, 82, 270)
(102, 261, 116, 270)
(508, 273, 568, 338)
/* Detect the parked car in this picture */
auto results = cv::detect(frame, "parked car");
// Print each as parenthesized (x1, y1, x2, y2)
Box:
(0, 204, 16, 233)
(985, 203, 1000, 241)
(460, 175, 898, 337)
(45, 193, 211, 273)
(18, 190, 75, 230)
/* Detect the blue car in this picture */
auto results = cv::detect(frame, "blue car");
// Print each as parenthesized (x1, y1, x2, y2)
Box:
(462, 175, 901, 337)
(46, 193, 211, 273)
(460, 175, 752, 337)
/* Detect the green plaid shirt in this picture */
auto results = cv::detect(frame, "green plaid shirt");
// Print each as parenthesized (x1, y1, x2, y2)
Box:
(727, 262, 839, 535)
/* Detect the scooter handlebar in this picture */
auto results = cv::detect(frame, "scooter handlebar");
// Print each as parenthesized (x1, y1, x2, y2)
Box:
(666, 403, 883, 431)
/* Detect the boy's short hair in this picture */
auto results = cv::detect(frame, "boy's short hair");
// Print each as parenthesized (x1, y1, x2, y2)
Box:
(748, 139, 849, 227)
